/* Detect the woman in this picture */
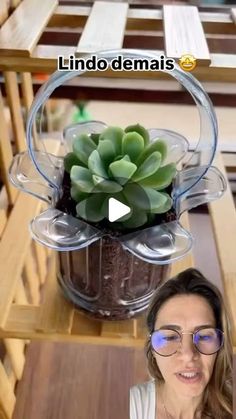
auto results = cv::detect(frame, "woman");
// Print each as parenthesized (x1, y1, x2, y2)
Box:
(130, 268, 232, 418)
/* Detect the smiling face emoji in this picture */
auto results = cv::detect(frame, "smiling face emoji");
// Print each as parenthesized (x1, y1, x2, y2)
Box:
(179, 54, 197, 72)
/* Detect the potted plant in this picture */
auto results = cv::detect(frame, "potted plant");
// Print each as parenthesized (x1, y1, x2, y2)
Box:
(55, 122, 181, 319)
(9, 50, 226, 320)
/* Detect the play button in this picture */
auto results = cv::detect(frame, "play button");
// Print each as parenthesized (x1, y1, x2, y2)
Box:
(108, 197, 131, 222)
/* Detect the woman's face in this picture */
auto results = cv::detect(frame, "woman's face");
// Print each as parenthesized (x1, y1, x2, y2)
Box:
(153, 294, 217, 399)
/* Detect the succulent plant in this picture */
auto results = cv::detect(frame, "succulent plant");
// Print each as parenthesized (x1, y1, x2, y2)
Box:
(64, 124, 176, 229)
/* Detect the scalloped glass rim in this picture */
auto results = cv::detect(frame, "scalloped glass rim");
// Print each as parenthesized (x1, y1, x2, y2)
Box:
(29, 208, 192, 264)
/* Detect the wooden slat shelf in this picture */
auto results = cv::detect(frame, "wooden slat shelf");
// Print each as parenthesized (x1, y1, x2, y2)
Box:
(0, 1, 235, 81)
(163, 5, 211, 65)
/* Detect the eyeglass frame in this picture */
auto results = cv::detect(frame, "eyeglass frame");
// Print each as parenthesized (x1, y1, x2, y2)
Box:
(150, 326, 224, 357)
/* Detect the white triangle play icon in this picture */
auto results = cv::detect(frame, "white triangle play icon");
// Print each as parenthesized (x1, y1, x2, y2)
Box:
(108, 198, 131, 222)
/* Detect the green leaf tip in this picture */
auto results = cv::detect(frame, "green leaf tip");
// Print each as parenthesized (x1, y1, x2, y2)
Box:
(124, 124, 149, 146)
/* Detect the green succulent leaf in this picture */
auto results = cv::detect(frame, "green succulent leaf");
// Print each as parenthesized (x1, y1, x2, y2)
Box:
(123, 183, 167, 212)
(132, 151, 162, 182)
(76, 194, 106, 222)
(92, 175, 123, 193)
(136, 139, 168, 166)
(90, 133, 100, 144)
(109, 157, 137, 185)
(70, 166, 94, 193)
(72, 133, 96, 165)
(150, 192, 172, 214)
(121, 209, 148, 228)
(70, 185, 89, 203)
(97, 139, 115, 167)
(124, 124, 149, 146)
(116, 209, 132, 222)
(99, 126, 124, 155)
(88, 150, 108, 178)
(122, 132, 144, 162)
(147, 213, 156, 224)
(113, 154, 131, 163)
(64, 152, 85, 173)
(139, 163, 176, 189)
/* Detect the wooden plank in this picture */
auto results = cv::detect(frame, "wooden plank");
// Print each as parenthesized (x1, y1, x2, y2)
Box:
(0, 188, 8, 238)
(54, 5, 90, 17)
(36, 257, 74, 334)
(101, 319, 137, 339)
(3, 339, 25, 380)
(1, 304, 144, 346)
(0, 210, 7, 239)
(0, 361, 16, 419)
(33, 241, 48, 285)
(23, 248, 41, 305)
(231, 8, 236, 24)
(3, 72, 26, 153)
(163, 5, 211, 65)
(14, 278, 28, 305)
(71, 311, 102, 337)
(222, 153, 236, 169)
(170, 212, 194, 277)
(4, 305, 39, 336)
(10, 0, 21, 9)
(200, 13, 235, 35)
(0, 409, 10, 419)
(3, 355, 17, 389)
(21, 72, 34, 112)
(209, 154, 236, 346)
(0, 0, 58, 57)
(0, 192, 41, 328)
(0, 88, 17, 205)
(48, 5, 90, 28)
(127, 8, 162, 31)
(0, 1, 8, 26)
(200, 11, 231, 23)
(76, 1, 128, 53)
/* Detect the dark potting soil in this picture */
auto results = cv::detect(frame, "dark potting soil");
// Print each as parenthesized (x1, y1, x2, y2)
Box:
(58, 237, 170, 320)
(56, 171, 176, 237)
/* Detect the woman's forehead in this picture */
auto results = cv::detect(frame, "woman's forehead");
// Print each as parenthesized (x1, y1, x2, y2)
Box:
(154, 294, 215, 329)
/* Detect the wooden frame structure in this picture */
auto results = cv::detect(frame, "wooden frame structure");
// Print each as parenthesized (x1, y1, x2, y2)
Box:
(0, 0, 235, 80)
(0, 1, 236, 418)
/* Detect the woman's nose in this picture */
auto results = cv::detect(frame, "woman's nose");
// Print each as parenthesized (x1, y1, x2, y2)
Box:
(177, 334, 199, 360)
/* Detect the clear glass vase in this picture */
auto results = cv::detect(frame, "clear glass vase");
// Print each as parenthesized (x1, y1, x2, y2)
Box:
(9, 49, 226, 320)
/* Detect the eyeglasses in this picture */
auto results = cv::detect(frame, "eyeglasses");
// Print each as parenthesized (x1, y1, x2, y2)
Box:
(150, 327, 224, 356)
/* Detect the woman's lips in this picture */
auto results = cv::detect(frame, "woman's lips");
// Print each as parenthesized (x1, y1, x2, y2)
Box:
(175, 370, 202, 384)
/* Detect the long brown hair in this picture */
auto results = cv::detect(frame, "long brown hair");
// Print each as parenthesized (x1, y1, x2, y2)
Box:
(145, 268, 232, 418)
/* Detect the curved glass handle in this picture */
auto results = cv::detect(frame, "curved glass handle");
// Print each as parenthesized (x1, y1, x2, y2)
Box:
(30, 208, 102, 250)
(8, 152, 56, 204)
(175, 166, 227, 215)
(119, 221, 193, 264)
(26, 49, 217, 197)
